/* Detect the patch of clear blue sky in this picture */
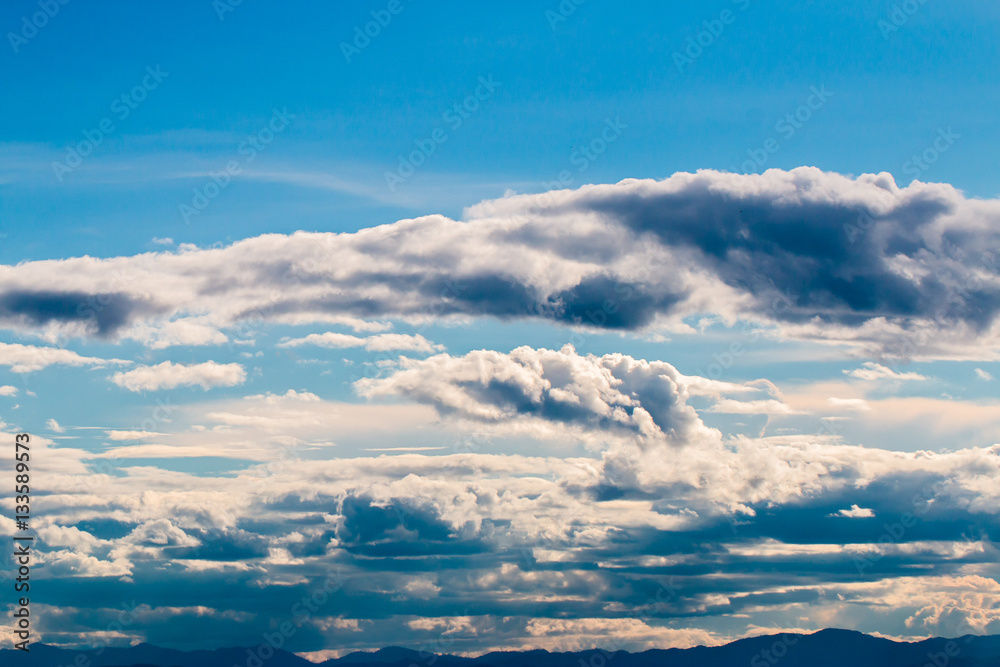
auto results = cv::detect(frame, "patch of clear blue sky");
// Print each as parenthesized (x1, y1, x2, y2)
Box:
(1, 0, 998, 262)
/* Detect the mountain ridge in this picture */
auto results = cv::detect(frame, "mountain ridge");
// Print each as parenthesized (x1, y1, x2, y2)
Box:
(3, 629, 1000, 667)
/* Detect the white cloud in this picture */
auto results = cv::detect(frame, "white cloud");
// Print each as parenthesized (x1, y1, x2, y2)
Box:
(828, 397, 872, 411)
(243, 389, 321, 403)
(832, 505, 876, 519)
(846, 362, 927, 382)
(708, 399, 802, 415)
(46, 418, 64, 433)
(278, 332, 444, 353)
(110, 361, 246, 392)
(140, 318, 229, 349)
(0, 385, 17, 397)
(104, 430, 164, 441)
(975, 368, 994, 381)
(356, 345, 717, 448)
(0, 342, 129, 373)
(520, 618, 719, 652)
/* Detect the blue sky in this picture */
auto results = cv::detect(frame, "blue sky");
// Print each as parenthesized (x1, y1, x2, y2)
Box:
(2, 0, 1000, 658)
(3, 0, 999, 261)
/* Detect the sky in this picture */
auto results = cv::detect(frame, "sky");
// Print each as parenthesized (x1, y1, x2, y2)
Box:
(1, 0, 1000, 658)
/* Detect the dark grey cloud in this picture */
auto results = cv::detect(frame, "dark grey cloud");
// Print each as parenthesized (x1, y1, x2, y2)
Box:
(569, 176, 996, 328)
(0, 290, 151, 336)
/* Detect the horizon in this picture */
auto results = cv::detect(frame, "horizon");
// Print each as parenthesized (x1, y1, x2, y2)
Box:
(7, 627, 1000, 662)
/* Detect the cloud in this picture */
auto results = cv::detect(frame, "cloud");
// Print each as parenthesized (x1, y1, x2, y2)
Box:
(975, 368, 994, 381)
(140, 318, 230, 349)
(104, 430, 164, 441)
(46, 418, 64, 433)
(13, 367, 1000, 654)
(278, 332, 444, 353)
(832, 504, 876, 519)
(0, 289, 161, 337)
(707, 398, 803, 415)
(845, 362, 927, 382)
(110, 361, 246, 392)
(356, 345, 809, 453)
(356, 345, 717, 447)
(0, 341, 129, 373)
(91, 392, 439, 461)
(0, 169, 996, 358)
(519, 618, 719, 652)
(828, 397, 872, 411)
(0, 385, 17, 397)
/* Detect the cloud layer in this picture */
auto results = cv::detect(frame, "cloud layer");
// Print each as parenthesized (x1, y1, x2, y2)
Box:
(6, 344, 998, 652)
(0, 168, 997, 359)
(3, 169, 1000, 653)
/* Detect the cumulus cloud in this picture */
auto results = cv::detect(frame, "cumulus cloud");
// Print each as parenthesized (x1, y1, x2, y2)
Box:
(0, 169, 997, 358)
(110, 361, 246, 392)
(0, 385, 17, 396)
(356, 345, 810, 455)
(0, 341, 129, 373)
(357, 345, 717, 447)
(832, 504, 876, 518)
(351, 345, 1000, 517)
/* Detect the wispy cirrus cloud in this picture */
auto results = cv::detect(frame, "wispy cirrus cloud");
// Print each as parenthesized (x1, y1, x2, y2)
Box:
(278, 332, 444, 353)
(846, 362, 928, 382)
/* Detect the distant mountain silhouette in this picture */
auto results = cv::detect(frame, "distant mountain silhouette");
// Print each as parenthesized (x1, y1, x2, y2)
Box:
(4, 629, 1000, 667)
